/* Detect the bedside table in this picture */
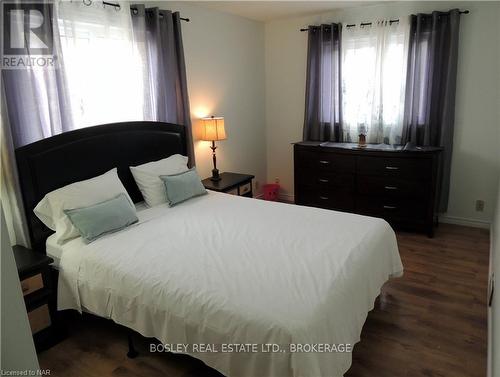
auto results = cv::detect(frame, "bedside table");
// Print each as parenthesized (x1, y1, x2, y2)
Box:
(202, 172, 255, 198)
(13, 245, 59, 351)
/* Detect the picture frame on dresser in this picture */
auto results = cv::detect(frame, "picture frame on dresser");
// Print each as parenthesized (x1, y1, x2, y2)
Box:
(293, 142, 442, 237)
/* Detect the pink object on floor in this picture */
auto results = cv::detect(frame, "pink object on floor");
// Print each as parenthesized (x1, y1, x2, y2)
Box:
(263, 183, 280, 201)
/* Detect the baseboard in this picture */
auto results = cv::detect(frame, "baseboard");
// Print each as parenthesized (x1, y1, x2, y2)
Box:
(278, 194, 490, 229)
(438, 215, 491, 229)
(278, 193, 295, 204)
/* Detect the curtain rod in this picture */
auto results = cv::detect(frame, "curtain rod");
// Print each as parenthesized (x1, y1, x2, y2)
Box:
(83, 1, 190, 22)
(299, 9, 469, 31)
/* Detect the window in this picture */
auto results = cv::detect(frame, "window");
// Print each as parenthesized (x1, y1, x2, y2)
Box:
(57, 3, 148, 129)
(341, 21, 410, 144)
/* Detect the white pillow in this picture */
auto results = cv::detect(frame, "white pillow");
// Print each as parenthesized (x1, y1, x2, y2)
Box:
(130, 154, 189, 207)
(34, 168, 133, 244)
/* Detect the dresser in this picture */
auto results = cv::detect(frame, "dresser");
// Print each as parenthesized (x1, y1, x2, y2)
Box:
(294, 142, 442, 236)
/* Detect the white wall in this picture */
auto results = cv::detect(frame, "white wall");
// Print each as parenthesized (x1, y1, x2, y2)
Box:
(488, 5, 500, 374)
(152, 1, 267, 194)
(0, 206, 39, 371)
(265, 1, 500, 225)
(490, 182, 500, 377)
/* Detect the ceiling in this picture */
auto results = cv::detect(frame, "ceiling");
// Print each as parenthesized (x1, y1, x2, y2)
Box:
(186, 1, 388, 22)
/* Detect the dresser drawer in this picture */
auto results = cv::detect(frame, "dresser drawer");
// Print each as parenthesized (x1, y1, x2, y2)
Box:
(28, 304, 51, 334)
(296, 170, 355, 190)
(356, 196, 427, 221)
(297, 186, 354, 212)
(357, 176, 429, 199)
(21, 273, 44, 296)
(239, 182, 252, 196)
(357, 156, 432, 180)
(296, 150, 355, 172)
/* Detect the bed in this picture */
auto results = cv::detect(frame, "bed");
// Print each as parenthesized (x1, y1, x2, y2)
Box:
(16, 121, 403, 377)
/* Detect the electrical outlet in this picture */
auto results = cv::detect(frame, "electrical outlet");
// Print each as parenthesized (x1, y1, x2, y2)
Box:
(475, 200, 485, 212)
(275, 177, 280, 184)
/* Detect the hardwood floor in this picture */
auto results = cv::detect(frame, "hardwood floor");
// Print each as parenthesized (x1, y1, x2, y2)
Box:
(346, 224, 489, 377)
(38, 224, 489, 377)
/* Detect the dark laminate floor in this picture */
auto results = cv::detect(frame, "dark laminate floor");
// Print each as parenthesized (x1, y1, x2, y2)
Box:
(38, 224, 489, 377)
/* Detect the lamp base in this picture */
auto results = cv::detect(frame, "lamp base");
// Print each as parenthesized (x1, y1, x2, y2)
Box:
(210, 168, 221, 182)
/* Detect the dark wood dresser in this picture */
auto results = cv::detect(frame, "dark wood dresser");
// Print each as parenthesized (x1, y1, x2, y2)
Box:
(294, 142, 442, 236)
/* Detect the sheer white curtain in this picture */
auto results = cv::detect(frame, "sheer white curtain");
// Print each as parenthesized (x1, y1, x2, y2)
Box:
(2, 2, 193, 245)
(341, 18, 410, 144)
(56, 1, 149, 128)
(1, 86, 30, 246)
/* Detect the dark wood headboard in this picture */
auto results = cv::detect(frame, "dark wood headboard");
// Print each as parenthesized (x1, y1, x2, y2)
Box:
(15, 121, 187, 252)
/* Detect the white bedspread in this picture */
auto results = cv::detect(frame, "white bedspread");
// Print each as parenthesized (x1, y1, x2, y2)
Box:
(57, 191, 403, 377)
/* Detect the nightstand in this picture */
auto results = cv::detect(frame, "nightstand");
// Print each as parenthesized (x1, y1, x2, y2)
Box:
(202, 172, 255, 198)
(13, 245, 59, 351)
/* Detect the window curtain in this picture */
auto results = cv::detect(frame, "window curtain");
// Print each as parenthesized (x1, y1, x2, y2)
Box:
(1, 3, 71, 246)
(341, 19, 410, 144)
(131, 5, 194, 166)
(1, 85, 30, 247)
(1, 3, 73, 149)
(1, 2, 194, 244)
(303, 23, 342, 142)
(57, 1, 147, 128)
(402, 9, 461, 212)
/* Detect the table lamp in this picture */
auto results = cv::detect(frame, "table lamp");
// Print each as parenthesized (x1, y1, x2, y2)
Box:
(201, 116, 227, 181)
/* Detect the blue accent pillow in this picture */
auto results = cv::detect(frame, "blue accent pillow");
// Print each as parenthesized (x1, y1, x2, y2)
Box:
(64, 193, 138, 243)
(160, 168, 207, 206)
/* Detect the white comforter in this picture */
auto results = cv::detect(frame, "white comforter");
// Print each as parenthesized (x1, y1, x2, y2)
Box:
(57, 191, 403, 377)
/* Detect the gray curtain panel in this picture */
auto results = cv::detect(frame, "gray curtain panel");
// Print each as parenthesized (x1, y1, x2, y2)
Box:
(303, 23, 342, 142)
(1, 3, 72, 246)
(132, 6, 195, 167)
(1, 4, 74, 148)
(402, 9, 461, 212)
(1, 4, 194, 245)
(1, 84, 30, 247)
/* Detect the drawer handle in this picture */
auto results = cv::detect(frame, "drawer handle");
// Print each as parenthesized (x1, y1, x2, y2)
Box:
(22, 284, 29, 293)
(319, 196, 329, 200)
(319, 160, 330, 165)
(383, 205, 397, 209)
(384, 186, 398, 190)
(318, 178, 329, 183)
(385, 166, 399, 170)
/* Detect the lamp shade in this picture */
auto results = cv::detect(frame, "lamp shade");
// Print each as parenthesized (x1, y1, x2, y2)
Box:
(201, 116, 226, 141)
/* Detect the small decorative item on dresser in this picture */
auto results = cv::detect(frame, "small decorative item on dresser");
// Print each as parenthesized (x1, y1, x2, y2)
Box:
(201, 116, 227, 182)
(358, 125, 367, 147)
(13, 245, 62, 351)
(202, 172, 254, 198)
(358, 133, 366, 147)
